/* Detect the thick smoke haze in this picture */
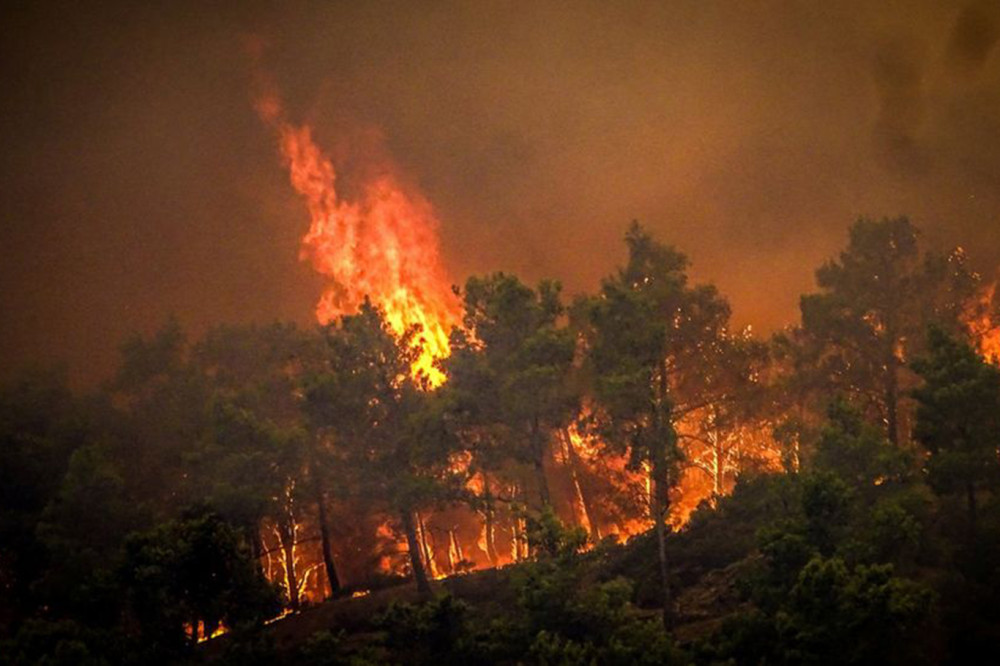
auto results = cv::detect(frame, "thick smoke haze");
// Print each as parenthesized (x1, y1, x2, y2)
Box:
(2, 1, 999, 386)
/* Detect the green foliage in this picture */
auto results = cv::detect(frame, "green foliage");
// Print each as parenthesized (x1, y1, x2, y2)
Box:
(911, 327, 1000, 660)
(7, 218, 1000, 664)
(814, 399, 912, 489)
(575, 222, 737, 468)
(711, 555, 933, 665)
(291, 629, 383, 666)
(524, 505, 588, 560)
(375, 595, 470, 657)
(119, 509, 281, 658)
(509, 569, 686, 665)
(528, 617, 686, 666)
(305, 300, 459, 596)
(465, 509, 686, 664)
(795, 217, 982, 446)
(0, 371, 90, 620)
(445, 272, 578, 507)
(0, 619, 121, 666)
(306, 300, 457, 512)
(701, 548, 933, 664)
(361, 511, 686, 664)
(787, 557, 932, 664)
(913, 328, 1000, 506)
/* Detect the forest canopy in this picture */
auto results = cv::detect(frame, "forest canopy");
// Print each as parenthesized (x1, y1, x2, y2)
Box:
(2, 217, 1000, 665)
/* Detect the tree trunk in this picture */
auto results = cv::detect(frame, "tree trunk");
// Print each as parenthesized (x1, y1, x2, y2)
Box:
(563, 427, 600, 541)
(652, 462, 673, 630)
(417, 511, 439, 578)
(654, 359, 673, 629)
(712, 435, 722, 504)
(510, 484, 527, 561)
(277, 518, 299, 610)
(309, 450, 341, 599)
(448, 529, 464, 572)
(248, 522, 266, 573)
(483, 475, 499, 564)
(402, 510, 432, 599)
(531, 417, 551, 506)
(314, 484, 341, 598)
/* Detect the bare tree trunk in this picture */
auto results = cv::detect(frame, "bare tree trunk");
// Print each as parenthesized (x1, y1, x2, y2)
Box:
(482, 475, 499, 564)
(249, 522, 266, 573)
(712, 435, 722, 503)
(531, 417, 551, 506)
(655, 359, 673, 630)
(652, 464, 673, 630)
(448, 528, 464, 572)
(314, 485, 340, 598)
(510, 506, 522, 562)
(402, 510, 432, 599)
(510, 484, 528, 561)
(417, 511, 438, 579)
(308, 449, 341, 599)
(277, 518, 299, 610)
(563, 427, 600, 541)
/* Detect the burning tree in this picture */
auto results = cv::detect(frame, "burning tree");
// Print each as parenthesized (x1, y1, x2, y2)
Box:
(445, 274, 579, 516)
(794, 217, 983, 448)
(574, 221, 735, 627)
(255, 86, 460, 386)
(678, 327, 775, 505)
(913, 327, 1000, 542)
(305, 301, 460, 599)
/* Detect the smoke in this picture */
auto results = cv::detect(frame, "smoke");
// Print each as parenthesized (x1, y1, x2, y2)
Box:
(871, 36, 927, 173)
(2, 1, 1000, 386)
(947, 1, 999, 76)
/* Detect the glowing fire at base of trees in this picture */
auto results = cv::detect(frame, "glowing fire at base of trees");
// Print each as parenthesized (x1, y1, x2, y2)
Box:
(248, 88, 1000, 612)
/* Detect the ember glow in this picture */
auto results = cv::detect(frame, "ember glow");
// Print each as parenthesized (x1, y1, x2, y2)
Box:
(255, 92, 459, 385)
(967, 282, 1000, 363)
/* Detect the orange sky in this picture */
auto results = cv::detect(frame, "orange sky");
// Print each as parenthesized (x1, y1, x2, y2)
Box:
(2, 1, 999, 386)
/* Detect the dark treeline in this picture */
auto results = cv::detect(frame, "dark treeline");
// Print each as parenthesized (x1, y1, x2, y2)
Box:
(3, 217, 1000, 665)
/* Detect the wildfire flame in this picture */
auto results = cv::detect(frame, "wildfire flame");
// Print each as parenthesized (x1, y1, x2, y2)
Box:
(255, 92, 459, 385)
(248, 63, 783, 612)
(967, 282, 1000, 363)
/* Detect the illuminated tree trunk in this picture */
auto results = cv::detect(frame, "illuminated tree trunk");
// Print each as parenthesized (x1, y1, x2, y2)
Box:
(402, 510, 432, 599)
(712, 433, 722, 502)
(277, 517, 299, 610)
(417, 511, 438, 578)
(448, 528, 464, 572)
(563, 427, 600, 541)
(510, 484, 529, 560)
(482, 475, 499, 564)
(511, 518, 522, 561)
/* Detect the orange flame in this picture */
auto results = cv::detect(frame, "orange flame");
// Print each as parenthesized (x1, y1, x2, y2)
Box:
(256, 92, 458, 385)
(967, 282, 1000, 363)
